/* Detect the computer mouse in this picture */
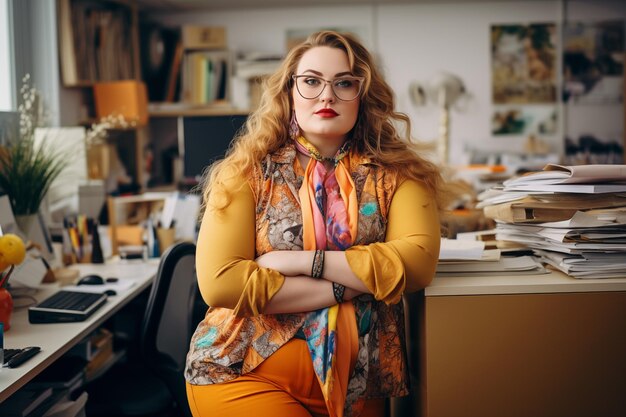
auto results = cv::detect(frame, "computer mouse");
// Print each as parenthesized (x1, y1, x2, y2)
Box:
(104, 289, 117, 296)
(77, 274, 105, 285)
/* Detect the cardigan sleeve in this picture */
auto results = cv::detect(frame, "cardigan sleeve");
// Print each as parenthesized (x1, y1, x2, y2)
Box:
(345, 179, 440, 304)
(195, 175, 285, 317)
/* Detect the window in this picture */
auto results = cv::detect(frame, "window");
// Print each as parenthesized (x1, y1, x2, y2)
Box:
(0, 0, 14, 111)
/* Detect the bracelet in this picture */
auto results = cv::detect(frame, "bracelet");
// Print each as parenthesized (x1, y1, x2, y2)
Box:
(332, 282, 345, 304)
(311, 250, 325, 278)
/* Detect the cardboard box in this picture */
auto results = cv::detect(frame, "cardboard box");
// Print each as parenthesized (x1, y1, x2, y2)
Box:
(182, 26, 226, 50)
(93, 81, 148, 126)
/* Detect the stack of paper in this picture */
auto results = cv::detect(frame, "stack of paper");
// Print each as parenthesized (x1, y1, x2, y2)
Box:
(478, 164, 626, 279)
(437, 238, 546, 276)
(439, 238, 486, 260)
(504, 164, 626, 187)
(437, 255, 546, 277)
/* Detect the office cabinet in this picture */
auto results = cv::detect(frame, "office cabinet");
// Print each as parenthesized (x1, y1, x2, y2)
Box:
(415, 274, 626, 417)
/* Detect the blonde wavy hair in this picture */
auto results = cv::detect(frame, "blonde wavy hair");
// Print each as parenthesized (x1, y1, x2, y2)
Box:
(202, 30, 447, 213)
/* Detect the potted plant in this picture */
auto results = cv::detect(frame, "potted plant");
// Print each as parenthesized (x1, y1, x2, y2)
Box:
(0, 75, 69, 233)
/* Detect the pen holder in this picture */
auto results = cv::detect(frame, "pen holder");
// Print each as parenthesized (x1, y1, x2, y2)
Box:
(77, 252, 93, 264)
(156, 228, 176, 256)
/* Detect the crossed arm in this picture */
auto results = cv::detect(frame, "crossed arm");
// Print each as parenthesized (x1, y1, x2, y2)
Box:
(195, 177, 440, 317)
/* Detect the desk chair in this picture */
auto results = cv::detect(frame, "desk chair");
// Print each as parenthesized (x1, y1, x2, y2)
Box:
(85, 242, 205, 417)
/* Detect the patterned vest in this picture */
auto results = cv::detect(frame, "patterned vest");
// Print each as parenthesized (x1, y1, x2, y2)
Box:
(185, 143, 409, 416)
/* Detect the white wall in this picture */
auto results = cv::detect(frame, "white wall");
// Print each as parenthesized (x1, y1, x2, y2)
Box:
(144, 1, 626, 164)
(379, 1, 563, 163)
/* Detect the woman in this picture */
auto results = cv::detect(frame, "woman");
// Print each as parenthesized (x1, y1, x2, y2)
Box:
(185, 30, 444, 417)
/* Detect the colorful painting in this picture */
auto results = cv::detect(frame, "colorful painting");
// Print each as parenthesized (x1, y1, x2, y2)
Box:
(492, 106, 557, 136)
(563, 20, 624, 103)
(491, 24, 557, 104)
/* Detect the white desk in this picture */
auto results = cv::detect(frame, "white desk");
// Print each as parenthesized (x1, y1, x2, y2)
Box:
(0, 259, 160, 403)
(417, 270, 626, 417)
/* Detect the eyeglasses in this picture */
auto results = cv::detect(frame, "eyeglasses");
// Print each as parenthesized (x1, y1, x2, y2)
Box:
(292, 75, 364, 101)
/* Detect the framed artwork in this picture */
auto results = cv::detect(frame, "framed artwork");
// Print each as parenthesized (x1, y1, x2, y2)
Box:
(491, 23, 557, 104)
(563, 20, 624, 103)
(492, 106, 557, 136)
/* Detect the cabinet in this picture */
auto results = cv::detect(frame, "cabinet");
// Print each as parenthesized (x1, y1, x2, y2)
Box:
(412, 273, 626, 417)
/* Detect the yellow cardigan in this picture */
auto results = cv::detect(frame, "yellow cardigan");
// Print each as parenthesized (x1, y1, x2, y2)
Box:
(195, 162, 440, 316)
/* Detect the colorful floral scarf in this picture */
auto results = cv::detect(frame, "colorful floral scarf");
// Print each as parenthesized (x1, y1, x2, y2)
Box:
(296, 135, 359, 417)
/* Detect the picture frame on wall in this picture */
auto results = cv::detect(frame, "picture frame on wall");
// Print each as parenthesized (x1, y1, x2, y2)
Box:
(491, 23, 557, 104)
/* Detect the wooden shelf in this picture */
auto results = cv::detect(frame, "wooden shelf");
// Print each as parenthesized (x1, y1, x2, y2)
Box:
(148, 102, 249, 118)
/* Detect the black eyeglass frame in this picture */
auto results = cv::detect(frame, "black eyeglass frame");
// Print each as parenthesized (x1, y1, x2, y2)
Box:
(291, 74, 365, 101)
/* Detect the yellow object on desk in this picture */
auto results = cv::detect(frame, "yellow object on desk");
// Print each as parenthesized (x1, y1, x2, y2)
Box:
(0, 233, 26, 331)
(0, 234, 26, 273)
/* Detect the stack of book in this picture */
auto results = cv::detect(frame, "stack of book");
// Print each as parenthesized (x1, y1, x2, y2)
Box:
(479, 164, 626, 278)
(182, 51, 230, 105)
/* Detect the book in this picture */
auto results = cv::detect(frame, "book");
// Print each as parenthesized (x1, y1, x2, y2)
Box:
(0, 386, 53, 417)
(505, 164, 626, 186)
(165, 41, 184, 102)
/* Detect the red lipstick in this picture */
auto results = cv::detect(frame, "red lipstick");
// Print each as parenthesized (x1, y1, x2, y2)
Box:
(315, 108, 339, 117)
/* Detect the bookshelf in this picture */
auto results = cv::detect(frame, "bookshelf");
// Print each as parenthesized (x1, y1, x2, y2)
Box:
(57, 9, 246, 191)
(57, 0, 141, 87)
(57, 0, 147, 191)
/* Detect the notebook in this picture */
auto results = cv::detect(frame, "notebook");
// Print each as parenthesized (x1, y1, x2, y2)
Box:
(28, 290, 108, 324)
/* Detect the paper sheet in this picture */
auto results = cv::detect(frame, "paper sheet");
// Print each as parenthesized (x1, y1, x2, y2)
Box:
(439, 238, 485, 260)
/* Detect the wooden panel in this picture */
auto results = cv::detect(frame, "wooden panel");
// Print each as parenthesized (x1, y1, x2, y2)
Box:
(422, 292, 626, 417)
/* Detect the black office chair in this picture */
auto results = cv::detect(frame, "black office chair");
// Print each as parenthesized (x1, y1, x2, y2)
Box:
(85, 242, 206, 417)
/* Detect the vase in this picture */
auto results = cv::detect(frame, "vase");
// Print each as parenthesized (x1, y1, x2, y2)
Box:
(0, 287, 13, 331)
(15, 213, 39, 236)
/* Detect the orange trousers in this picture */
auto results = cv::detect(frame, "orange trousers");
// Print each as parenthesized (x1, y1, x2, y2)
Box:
(186, 339, 385, 417)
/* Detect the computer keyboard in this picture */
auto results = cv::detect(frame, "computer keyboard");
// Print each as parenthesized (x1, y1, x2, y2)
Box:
(29, 290, 108, 323)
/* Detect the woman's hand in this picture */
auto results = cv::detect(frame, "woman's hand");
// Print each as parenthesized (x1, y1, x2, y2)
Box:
(255, 251, 310, 277)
